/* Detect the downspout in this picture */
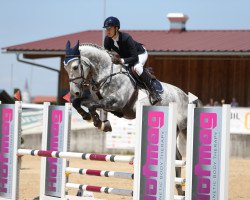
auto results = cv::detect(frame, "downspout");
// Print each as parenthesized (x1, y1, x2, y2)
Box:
(16, 53, 61, 103)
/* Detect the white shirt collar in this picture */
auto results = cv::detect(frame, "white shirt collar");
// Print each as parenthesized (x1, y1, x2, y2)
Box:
(112, 34, 119, 48)
(112, 33, 119, 42)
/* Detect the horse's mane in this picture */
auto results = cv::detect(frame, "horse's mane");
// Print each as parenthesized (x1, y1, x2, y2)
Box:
(80, 43, 106, 51)
(79, 43, 156, 74)
(80, 43, 114, 58)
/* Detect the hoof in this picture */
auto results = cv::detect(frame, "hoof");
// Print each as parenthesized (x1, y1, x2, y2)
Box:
(176, 184, 185, 196)
(94, 120, 102, 128)
(100, 120, 112, 132)
(82, 113, 92, 121)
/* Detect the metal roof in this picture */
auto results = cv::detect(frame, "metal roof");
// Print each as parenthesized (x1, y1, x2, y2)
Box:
(2, 30, 250, 55)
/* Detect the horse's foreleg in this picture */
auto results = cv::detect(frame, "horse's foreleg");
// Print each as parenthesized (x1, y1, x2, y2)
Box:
(88, 105, 102, 127)
(88, 98, 117, 132)
(72, 97, 91, 121)
(89, 108, 112, 132)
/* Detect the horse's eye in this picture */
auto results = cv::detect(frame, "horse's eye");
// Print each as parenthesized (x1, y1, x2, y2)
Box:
(73, 66, 78, 70)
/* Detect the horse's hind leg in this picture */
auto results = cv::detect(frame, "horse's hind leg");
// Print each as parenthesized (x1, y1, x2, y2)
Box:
(176, 128, 185, 196)
(175, 147, 185, 196)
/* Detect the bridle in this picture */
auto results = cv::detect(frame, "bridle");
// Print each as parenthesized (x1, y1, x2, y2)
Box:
(65, 55, 128, 94)
(65, 56, 93, 88)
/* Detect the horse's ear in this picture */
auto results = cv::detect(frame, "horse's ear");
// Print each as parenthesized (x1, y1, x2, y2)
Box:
(73, 40, 79, 51)
(66, 40, 71, 50)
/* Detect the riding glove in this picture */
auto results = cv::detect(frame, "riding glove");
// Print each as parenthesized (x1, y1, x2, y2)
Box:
(112, 56, 122, 64)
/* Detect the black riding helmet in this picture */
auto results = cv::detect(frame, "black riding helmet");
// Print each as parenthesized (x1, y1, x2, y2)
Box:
(103, 16, 120, 29)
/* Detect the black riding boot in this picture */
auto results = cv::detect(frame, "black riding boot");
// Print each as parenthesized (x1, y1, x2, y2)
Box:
(140, 70, 162, 102)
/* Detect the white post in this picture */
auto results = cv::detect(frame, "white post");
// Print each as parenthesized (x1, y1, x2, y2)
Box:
(185, 103, 195, 200)
(12, 101, 22, 200)
(61, 103, 72, 198)
(185, 104, 230, 200)
(132, 102, 143, 200)
(39, 103, 72, 200)
(220, 104, 230, 200)
(133, 103, 178, 199)
(39, 102, 50, 199)
(165, 102, 177, 199)
(0, 101, 22, 200)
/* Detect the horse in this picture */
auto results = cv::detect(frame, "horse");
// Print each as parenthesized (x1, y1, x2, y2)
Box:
(64, 40, 198, 195)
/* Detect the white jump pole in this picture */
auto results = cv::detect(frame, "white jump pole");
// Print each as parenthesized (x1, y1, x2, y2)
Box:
(22, 103, 44, 109)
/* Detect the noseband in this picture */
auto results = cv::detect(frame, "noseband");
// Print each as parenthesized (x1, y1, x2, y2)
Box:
(65, 57, 93, 87)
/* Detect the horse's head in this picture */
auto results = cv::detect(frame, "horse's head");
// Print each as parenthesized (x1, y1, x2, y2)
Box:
(64, 40, 96, 97)
(63, 40, 82, 97)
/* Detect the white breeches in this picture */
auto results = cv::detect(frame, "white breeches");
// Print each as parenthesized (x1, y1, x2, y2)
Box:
(133, 49, 148, 76)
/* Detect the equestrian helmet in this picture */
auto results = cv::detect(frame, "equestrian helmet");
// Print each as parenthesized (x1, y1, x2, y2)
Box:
(103, 16, 120, 29)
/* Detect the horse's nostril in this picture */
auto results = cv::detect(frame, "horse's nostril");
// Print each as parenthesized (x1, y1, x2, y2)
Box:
(75, 92, 79, 96)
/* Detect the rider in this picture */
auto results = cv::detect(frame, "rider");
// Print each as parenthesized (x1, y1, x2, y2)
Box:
(103, 16, 162, 101)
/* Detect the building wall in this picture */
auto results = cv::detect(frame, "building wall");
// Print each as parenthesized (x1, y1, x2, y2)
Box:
(147, 55, 250, 106)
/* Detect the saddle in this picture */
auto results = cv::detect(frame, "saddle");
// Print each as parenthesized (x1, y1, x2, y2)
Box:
(111, 66, 164, 118)
(127, 67, 164, 94)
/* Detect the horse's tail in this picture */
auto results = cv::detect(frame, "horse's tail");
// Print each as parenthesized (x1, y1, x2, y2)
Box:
(188, 92, 203, 107)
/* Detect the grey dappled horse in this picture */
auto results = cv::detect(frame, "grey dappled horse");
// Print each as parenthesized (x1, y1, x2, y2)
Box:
(64, 41, 194, 195)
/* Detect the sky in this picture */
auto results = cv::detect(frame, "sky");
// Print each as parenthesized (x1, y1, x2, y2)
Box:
(1, 0, 250, 97)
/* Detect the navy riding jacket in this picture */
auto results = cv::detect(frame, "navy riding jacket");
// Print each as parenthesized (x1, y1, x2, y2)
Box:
(104, 31, 145, 66)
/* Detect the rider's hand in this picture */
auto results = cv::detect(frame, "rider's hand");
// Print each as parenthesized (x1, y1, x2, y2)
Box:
(112, 55, 122, 64)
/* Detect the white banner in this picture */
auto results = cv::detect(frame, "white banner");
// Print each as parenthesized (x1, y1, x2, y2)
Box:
(22, 108, 93, 134)
(106, 113, 136, 149)
(230, 107, 250, 134)
(21, 106, 250, 147)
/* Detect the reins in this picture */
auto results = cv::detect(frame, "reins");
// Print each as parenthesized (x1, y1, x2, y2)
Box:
(92, 63, 128, 92)
(65, 44, 130, 96)
(67, 56, 128, 93)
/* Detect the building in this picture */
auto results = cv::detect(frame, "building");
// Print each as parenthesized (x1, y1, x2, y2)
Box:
(2, 13, 250, 105)
(31, 96, 57, 104)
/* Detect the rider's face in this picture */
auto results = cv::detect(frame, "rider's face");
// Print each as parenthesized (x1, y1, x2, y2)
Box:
(105, 26, 117, 38)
